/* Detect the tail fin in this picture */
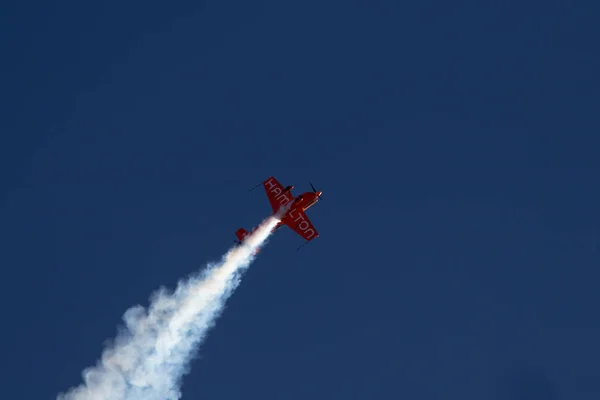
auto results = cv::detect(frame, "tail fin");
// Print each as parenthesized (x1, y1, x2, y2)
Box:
(234, 227, 261, 254)
(235, 228, 249, 242)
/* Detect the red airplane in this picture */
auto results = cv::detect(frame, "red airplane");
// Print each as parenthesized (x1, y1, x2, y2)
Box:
(234, 176, 323, 251)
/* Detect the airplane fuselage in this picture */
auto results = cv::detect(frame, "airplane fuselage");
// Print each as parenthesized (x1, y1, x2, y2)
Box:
(271, 191, 321, 231)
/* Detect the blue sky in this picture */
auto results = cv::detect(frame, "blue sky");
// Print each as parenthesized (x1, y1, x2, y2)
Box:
(2, 0, 599, 398)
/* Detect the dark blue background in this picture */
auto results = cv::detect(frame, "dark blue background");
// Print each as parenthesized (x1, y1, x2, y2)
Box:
(2, 1, 599, 398)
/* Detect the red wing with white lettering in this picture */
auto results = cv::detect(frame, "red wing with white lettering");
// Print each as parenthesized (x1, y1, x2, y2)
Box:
(282, 208, 319, 242)
(263, 176, 293, 212)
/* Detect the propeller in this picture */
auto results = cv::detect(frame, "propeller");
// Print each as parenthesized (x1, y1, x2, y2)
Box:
(309, 181, 323, 200)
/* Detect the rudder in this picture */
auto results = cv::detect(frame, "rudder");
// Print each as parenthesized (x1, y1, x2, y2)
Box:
(235, 228, 249, 242)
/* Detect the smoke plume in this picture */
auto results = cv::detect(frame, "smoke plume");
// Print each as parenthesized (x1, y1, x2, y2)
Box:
(58, 211, 285, 400)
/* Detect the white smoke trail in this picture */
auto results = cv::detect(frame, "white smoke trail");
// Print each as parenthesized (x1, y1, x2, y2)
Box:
(58, 209, 287, 400)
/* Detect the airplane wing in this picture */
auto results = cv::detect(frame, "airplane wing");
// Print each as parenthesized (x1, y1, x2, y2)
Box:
(282, 208, 319, 242)
(263, 176, 293, 212)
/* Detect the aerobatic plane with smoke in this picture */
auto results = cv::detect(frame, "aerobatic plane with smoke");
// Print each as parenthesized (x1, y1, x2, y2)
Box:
(57, 177, 310, 400)
(58, 204, 290, 400)
(235, 176, 323, 251)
